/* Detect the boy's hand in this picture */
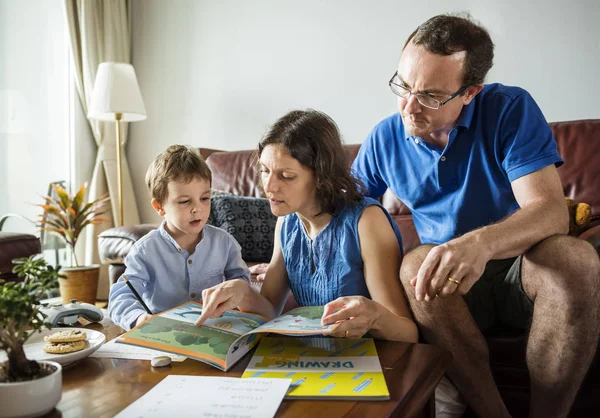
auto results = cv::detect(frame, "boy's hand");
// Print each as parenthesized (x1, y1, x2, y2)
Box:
(194, 280, 250, 326)
(135, 313, 151, 327)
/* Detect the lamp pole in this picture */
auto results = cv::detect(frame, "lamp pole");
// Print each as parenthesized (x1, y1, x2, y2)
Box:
(115, 112, 123, 227)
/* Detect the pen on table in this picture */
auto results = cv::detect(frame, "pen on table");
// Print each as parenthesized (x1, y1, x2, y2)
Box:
(122, 275, 153, 315)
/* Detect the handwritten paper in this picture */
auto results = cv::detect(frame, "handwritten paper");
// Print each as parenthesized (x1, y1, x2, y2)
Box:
(90, 339, 186, 362)
(115, 375, 291, 418)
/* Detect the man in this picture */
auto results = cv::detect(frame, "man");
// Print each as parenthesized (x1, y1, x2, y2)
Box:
(351, 14, 600, 418)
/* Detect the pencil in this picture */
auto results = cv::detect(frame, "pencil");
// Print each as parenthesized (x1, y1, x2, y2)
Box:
(122, 275, 153, 315)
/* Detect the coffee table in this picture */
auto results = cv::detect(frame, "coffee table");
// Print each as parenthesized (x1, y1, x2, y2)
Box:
(43, 318, 451, 418)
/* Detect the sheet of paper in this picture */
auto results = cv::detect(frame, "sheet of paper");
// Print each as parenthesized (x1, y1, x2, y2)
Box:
(115, 375, 291, 418)
(90, 339, 186, 362)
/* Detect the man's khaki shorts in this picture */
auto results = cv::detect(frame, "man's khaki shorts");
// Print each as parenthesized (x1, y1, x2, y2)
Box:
(463, 256, 534, 331)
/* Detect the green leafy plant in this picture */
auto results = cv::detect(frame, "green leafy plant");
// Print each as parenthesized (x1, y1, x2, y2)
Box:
(0, 256, 64, 382)
(36, 182, 110, 267)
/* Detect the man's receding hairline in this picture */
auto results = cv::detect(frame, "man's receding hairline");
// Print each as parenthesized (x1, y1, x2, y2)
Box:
(449, 49, 467, 62)
(395, 44, 467, 94)
(399, 41, 467, 74)
(403, 39, 467, 59)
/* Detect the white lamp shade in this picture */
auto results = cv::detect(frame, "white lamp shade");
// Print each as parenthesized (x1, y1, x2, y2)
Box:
(88, 62, 147, 122)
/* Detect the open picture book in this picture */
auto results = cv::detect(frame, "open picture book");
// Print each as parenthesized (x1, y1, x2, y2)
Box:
(116, 301, 333, 371)
(242, 336, 389, 400)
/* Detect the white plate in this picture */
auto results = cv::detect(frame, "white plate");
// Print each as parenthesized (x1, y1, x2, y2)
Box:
(0, 327, 106, 367)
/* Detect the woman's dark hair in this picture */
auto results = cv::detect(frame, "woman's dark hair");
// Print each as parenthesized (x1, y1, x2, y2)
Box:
(258, 109, 363, 216)
(405, 13, 494, 87)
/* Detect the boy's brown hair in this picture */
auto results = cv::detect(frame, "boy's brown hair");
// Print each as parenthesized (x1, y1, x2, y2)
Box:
(145, 145, 212, 203)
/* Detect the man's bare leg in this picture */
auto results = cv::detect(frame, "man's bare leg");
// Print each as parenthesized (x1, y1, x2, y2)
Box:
(400, 245, 511, 418)
(521, 235, 600, 418)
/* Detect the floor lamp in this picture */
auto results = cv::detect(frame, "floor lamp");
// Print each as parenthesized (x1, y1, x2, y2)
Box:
(88, 62, 146, 227)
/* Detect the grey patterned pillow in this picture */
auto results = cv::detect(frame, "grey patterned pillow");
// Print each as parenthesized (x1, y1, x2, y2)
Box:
(207, 194, 276, 262)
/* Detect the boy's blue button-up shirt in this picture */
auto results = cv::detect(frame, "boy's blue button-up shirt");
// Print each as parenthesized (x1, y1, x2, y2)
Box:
(109, 222, 250, 330)
(352, 83, 563, 245)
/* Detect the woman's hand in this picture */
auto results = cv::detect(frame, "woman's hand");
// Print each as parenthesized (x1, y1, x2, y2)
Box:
(249, 263, 269, 281)
(194, 279, 251, 326)
(321, 296, 381, 339)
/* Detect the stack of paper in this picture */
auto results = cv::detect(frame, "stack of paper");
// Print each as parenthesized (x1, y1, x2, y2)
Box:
(90, 339, 186, 362)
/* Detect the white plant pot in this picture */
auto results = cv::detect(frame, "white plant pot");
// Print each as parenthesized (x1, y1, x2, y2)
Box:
(0, 361, 62, 418)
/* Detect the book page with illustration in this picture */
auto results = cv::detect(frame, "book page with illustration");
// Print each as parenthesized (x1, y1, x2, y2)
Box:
(116, 302, 334, 371)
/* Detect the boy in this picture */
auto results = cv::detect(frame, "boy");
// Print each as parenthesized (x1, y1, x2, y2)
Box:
(109, 145, 250, 330)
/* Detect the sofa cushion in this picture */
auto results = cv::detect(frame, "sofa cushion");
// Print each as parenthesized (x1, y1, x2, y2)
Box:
(208, 194, 276, 262)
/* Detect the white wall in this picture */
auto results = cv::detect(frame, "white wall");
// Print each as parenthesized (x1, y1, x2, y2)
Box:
(129, 0, 600, 223)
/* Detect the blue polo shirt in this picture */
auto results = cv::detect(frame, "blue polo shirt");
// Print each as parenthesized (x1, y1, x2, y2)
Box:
(352, 83, 563, 245)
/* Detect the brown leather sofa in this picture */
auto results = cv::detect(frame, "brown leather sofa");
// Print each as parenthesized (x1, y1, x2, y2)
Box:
(0, 232, 41, 282)
(99, 119, 600, 416)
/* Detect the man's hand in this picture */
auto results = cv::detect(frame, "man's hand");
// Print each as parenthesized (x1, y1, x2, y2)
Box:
(321, 296, 380, 339)
(410, 233, 491, 301)
(194, 279, 250, 326)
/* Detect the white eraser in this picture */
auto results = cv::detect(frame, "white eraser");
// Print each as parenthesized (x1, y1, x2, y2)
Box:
(151, 356, 171, 368)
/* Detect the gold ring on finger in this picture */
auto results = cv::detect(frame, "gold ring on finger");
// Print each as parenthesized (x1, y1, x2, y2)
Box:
(447, 277, 461, 285)
(345, 330, 349, 338)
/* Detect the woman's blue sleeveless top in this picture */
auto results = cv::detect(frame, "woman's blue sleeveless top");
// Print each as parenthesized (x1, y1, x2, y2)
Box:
(280, 197, 403, 306)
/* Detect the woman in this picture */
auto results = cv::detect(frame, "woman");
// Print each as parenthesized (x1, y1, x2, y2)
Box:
(195, 109, 417, 343)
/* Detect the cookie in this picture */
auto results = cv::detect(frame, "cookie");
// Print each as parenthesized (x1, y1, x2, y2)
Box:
(43, 340, 87, 354)
(44, 330, 87, 343)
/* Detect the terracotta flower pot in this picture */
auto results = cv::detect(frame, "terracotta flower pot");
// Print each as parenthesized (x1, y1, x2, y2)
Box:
(58, 265, 100, 304)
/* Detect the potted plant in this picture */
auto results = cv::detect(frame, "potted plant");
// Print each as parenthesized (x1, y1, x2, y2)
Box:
(36, 182, 110, 304)
(0, 256, 65, 418)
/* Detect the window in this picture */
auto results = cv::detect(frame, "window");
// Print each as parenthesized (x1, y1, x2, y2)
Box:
(0, 1, 70, 236)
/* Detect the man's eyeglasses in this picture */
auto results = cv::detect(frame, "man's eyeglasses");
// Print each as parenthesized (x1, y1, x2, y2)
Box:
(388, 71, 466, 110)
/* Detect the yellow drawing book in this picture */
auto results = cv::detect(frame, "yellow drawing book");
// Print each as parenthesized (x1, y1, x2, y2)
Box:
(116, 302, 333, 371)
(242, 336, 390, 400)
